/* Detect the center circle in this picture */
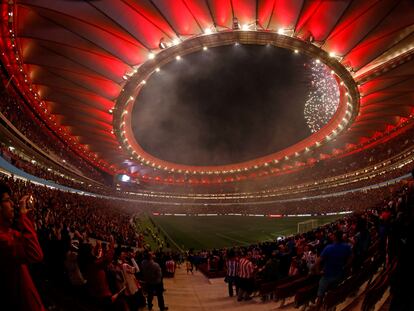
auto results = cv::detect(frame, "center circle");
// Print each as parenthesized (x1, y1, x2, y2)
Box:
(132, 45, 319, 166)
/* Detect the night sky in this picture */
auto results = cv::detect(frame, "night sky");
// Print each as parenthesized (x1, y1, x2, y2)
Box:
(132, 44, 312, 166)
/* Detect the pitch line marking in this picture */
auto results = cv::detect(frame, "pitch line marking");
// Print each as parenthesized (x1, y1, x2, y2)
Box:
(215, 233, 250, 245)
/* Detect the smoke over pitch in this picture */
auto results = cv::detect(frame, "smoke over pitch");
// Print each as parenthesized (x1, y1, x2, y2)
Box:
(131, 45, 312, 166)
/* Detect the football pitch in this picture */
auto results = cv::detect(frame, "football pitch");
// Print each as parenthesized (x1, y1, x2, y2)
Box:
(150, 215, 342, 250)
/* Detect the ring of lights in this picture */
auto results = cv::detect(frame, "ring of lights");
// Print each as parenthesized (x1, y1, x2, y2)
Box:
(114, 31, 359, 177)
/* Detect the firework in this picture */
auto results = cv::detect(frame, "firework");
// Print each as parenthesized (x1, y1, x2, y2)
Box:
(304, 60, 340, 133)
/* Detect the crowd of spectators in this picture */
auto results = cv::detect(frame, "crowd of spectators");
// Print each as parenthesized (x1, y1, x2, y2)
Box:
(2, 71, 414, 208)
(0, 81, 107, 184)
(111, 124, 414, 202)
(235, 123, 414, 192)
(1, 144, 85, 187)
(260, 158, 414, 201)
(183, 178, 413, 310)
(0, 174, 143, 247)
(149, 183, 400, 215)
(1, 108, 411, 223)
(0, 143, 116, 194)
(3, 133, 413, 211)
(1, 170, 413, 310)
(0, 174, 176, 311)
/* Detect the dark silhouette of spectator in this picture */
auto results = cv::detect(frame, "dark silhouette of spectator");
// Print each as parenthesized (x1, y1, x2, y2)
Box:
(237, 251, 256, 301)
(0, 183, 45, 311)
(141, 252, 168, 311)
(352, 217, 370, 271)
(225, 248, 239, 297)
(389, 172, 414, 311)
(315, 230, 352, 309)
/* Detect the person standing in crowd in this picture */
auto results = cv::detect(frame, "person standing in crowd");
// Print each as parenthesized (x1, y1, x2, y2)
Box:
(81, 238, 115, 311)
(64, 240, 87, 289)
(237, 251, 256, 301)
(141, 252, 168, 311)
(352, 218, 371, 272)
(302, 245, 317, 274)
(225, 249, 239, 297)
(119, 249, 145, 311)
(0, 183, 45, 311)
(258, 250, 281, 282)
(315, 230, 352, 309)
(165, 256, 176, 277)
(389, 171, 414, 311)
(186, 251, 194, 274)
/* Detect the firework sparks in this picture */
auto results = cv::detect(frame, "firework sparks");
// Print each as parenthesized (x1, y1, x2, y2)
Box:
(304, 60, 340, 133)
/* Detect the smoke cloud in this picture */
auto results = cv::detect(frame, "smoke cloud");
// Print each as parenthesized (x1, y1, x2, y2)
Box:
(132, 45, 312, 166)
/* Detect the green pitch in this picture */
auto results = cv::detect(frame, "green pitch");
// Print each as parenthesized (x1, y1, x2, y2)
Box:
(150, 215, 341, 250)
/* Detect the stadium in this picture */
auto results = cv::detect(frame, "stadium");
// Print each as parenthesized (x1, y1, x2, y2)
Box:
(0, 0, 413, 310)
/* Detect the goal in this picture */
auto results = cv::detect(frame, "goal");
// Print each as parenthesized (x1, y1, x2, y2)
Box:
(297, 219, 318, 234)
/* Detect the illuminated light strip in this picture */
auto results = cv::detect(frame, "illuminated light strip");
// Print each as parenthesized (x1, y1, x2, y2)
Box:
(269, 214, 283, 218)
(123, 145, 414, 201)
(122, 166, 409, 203)
(150, 212, 353, 217)
(287, 214, 312, 217)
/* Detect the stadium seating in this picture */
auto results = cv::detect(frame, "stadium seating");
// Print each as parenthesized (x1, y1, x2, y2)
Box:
(362, 260, 397, 311)
(275, 274, 320, 307)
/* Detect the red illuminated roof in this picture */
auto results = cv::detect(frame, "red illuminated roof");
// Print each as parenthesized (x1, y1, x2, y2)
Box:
(0, 0, 413, 184)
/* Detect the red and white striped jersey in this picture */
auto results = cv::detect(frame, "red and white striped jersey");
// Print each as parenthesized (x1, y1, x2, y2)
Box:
(238, 257, 255, 279)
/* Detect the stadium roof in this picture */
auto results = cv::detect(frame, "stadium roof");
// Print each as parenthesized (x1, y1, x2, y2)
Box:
(1, 0, 413, 186)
